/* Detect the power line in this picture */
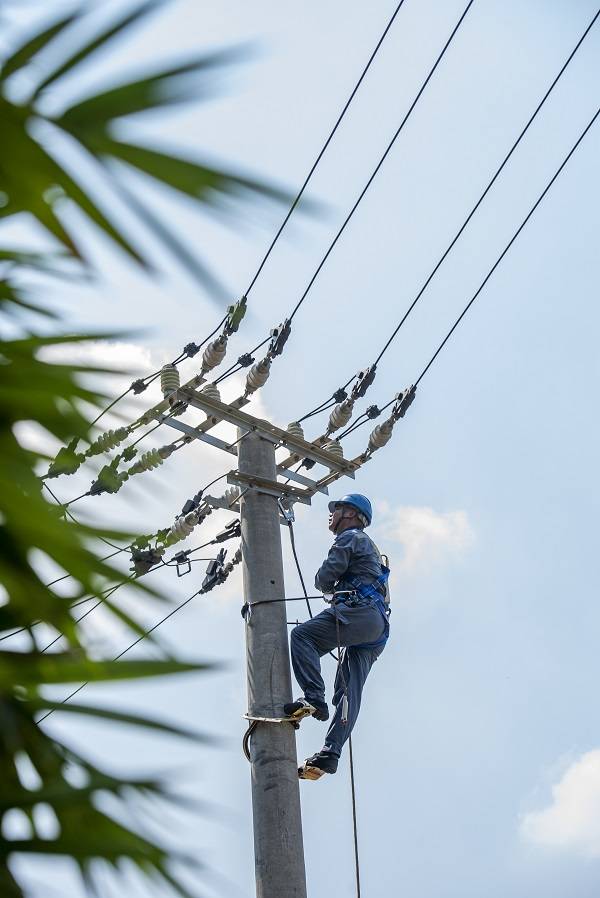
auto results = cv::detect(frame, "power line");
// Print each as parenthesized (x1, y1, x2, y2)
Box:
(244, 0, 408, 296)
(0, 470, 236, 645)
(337, 105, 600, 448)
(43, 482, 123, 550)
(212, 334, 271, 385)
(372, 5, 600, 368)
(36, 586, 202, 724)
(288, 0, 475, 323)
(89, 314, 228, 428)
(48, 0, 406, 463)
(293, 6, 599, 427)
(416, 105, 600, 385)
(221, 0, 474, 408)
(37, 543, 242, 724)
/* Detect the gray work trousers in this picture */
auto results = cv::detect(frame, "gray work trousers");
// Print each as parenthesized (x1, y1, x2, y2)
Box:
(289, 602, 387, 757)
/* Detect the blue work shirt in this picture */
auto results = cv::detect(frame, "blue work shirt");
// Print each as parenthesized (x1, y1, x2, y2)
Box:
(315, 527, 384, 596)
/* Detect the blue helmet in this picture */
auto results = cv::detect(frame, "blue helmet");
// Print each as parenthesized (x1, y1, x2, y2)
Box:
(328, 493, 373, 526)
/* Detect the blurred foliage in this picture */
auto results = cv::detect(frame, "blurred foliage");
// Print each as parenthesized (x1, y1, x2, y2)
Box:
(0, 2, 278, 895)
(0, 0, 286, 293)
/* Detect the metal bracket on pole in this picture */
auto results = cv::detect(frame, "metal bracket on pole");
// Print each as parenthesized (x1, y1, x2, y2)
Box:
(179, 386, 359, 476)
(203, 493, 240, 514)
(227, 471, 312, 506)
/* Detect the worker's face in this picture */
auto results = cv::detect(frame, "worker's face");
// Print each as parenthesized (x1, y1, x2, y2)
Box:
(328, 504, 346, 533)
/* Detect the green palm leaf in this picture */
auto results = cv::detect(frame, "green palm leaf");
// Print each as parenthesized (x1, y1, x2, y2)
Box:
(0, 11, 81, 82)
(30, 1, 165, 99)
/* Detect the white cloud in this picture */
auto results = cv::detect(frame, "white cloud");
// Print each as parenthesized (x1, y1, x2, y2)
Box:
(374, 503, 474, 574)
(520, 750, 600, 858)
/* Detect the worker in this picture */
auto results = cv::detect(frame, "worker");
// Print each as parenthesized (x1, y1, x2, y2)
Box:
(284, 494, 390, 780)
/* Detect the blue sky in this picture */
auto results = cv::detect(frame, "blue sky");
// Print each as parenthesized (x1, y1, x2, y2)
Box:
(3, 1, 600, 896)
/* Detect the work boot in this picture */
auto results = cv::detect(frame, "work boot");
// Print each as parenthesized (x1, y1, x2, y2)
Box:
(298, 751, 339, 780)
(283, 698, 329, 722)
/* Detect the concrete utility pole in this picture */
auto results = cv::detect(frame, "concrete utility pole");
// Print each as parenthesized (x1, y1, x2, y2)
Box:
(238, 430, 308, 898)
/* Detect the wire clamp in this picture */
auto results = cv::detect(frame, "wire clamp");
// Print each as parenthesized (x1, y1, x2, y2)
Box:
(278, 497, 295, 525)
(172, 550, 192, 577)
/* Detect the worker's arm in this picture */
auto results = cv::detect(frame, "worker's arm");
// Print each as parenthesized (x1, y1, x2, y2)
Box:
(314, 530, 356, 593)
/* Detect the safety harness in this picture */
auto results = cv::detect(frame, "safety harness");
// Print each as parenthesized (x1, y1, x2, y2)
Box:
(328, 529, 391, 650)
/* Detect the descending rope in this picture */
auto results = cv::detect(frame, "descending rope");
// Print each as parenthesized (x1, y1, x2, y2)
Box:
(286, 520, 314, 619)
(244, 0, 407, 295)
(284, 527, 362, 898)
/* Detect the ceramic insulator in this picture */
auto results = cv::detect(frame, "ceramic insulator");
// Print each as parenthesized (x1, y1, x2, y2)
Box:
(167, 512, 197, 544)
(368, 418, 394, 452)
(222, 486, 239, 507)
(128, 448, 164, 474)
(327, 399, 354, 433)
(245, 358, 271, 395)
(286, 421, 304, 441)
(200, 383, 221, 403)
(89, 427, 129, 454)
(160, 364, 180, 397)
(323, 439, 344, 461)
(201, 336, 227, 373)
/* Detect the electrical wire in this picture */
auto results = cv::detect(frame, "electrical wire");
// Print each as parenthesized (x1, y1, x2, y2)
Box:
(36, 584, 204, 724)
(1, 469, 237, 645)
(89, 314, 228, 428)
(36, 536, 242, 723)
(61, 407, 185, 509)
(244, 0, 408, 296)
(224, 1, 474, 405)
(287, 0, 475, 324)
(372, 5, 600, 368)
(39, 582, 126, 654)
(59, 0, 407, 445)
(416, 104, 600, 385)
(212, 335, 271, 385)
(293, 7, 599, 428)
(43, 482, 122, 550)
(335, 106, 600, 448)
(296, 371, 359, 425)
